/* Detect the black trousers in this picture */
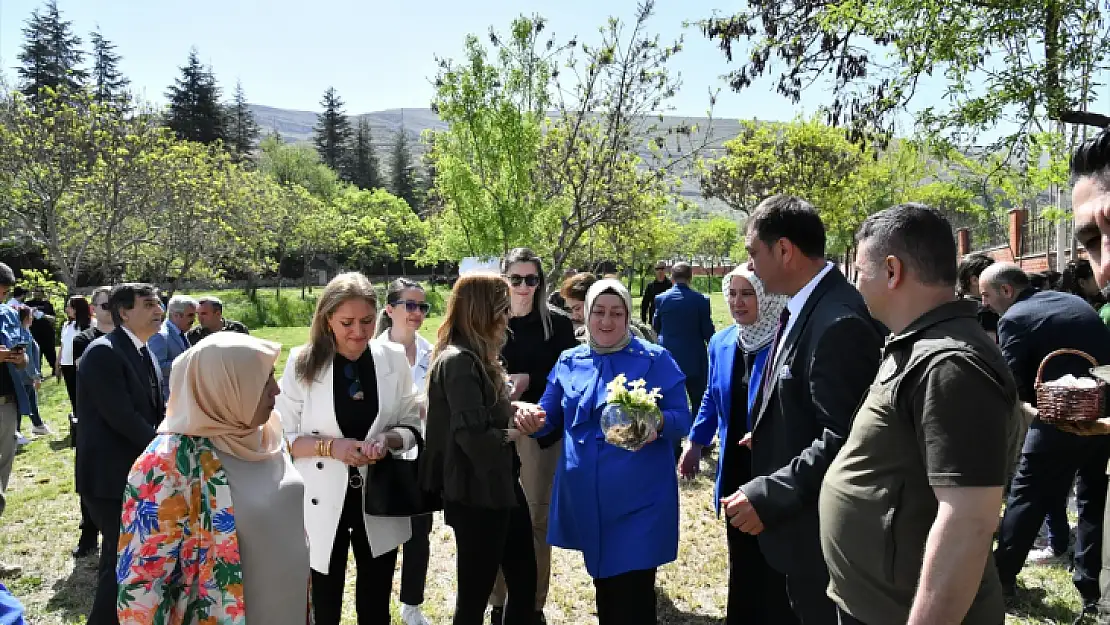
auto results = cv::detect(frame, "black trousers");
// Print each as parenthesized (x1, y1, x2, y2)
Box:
(400, 513, 433, 606)
(782, 570, 838, 625)
(311, 487, 399, 625)
(996, 424, 1110, 604)
(594, 568, 657, 625)
(444, 482, 537, 625)
(837, 608, 867, 625)
(60, 364, 77, 413)
(84, 495, 122, 625)
(726, 521, 797, 625)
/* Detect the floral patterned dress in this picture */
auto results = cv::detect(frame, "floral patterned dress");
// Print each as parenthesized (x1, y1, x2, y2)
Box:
(117, 434, 311, 625)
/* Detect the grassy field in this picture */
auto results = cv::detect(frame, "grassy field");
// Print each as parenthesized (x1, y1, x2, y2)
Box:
(0, 294, 1087, 624)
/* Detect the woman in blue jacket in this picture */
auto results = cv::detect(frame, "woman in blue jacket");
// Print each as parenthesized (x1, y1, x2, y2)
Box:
(677, 266, 794, 625)
(534, 279, 691, 625)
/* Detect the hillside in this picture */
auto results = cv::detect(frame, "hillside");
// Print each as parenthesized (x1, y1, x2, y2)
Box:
(248, 104, 741, 216)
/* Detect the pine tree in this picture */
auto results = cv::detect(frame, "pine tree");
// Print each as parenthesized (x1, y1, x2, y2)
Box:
(89, 28, 129, 108)
(313, 87, 353, 171)
(225, 80, 260, 161)
(17, 0, 88, 102)
(165, 48, 226, 145)
(344, 118, 382, 190)
(390, 127, 421, 213)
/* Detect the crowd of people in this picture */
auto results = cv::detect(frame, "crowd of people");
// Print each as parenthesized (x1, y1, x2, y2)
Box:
(10, 130, 1110, 625)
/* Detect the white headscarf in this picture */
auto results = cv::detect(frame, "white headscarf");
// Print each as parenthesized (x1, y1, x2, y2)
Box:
(584, 279, 633, 354)
(723, 266, 789, 354)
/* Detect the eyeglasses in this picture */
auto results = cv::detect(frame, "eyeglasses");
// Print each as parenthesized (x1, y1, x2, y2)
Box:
(343, 363, 365, 401)
(507, 274, 540, 288)
(391, 299, 430, 314)
(99, 303, 110, 311)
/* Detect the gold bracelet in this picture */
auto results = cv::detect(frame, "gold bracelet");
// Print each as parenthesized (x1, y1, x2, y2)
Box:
(325, 439, 334, 458)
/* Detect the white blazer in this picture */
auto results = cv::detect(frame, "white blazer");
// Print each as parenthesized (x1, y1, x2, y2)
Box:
(276, 340, 421, 571)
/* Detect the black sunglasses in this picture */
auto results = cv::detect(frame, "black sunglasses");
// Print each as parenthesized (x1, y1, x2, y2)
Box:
(507, 274, 540, 287)
(391, 299, 430, 314)
(343, 362, 365, 401)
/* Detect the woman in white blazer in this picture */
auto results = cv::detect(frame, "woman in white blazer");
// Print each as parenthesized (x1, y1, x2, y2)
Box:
(277, 272, 421, 625)
(374, 278, 434, 625)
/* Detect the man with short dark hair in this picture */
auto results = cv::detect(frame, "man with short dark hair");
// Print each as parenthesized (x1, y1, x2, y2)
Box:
(821, 203, 1017, 625)
(0, 262, 30, 579)
(77, 283, 165, 625)
(653, 261, 714, 409)
(185, 295, 249, 345)
(724, 194, 882, 624)
(957, 252, 1001, 341)
(640, 261, 672, 324)
(981, 260, 1110, 616)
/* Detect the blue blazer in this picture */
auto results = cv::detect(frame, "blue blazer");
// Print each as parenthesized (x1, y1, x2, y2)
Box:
(688, 325, 770, 513)
(147, 319, 189, 402)
(14, 329, 40, 387)
(653, 284, 714, 379)
(536, 337, 692, 579)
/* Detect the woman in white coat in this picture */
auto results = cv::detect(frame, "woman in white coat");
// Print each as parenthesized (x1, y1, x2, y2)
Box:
(277, 272, 421, 625)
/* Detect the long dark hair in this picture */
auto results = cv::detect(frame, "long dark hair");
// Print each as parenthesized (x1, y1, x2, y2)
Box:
(376, 278, 425, 337)
(69, 295, 91, 331)
(501, 247, 553, 340)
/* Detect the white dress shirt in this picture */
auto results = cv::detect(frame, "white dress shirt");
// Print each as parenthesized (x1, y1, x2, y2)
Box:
(776, 261, 834, 353)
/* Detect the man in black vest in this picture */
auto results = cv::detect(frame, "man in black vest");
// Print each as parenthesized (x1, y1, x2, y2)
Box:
(77, 283, 165, 625)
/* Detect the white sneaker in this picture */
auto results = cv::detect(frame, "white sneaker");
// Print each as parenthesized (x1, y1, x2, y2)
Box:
(14, 432, 29, 446)
(31, 424, 51, 436)
(401, 604, 431, 625)
(1026, 546, 1070, 566)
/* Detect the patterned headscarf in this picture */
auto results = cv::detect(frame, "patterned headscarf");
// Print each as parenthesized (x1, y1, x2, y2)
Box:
(723, 266, 788, 354)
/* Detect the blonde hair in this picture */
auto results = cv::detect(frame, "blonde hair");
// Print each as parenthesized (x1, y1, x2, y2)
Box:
(431, 272, 510, 400)
(295, 272, 378, 383)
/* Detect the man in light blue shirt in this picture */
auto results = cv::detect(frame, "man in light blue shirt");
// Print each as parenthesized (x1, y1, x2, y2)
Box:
(146, 295, 196, 403)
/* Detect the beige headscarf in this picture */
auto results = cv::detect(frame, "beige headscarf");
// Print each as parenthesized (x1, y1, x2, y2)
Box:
(585, 278, 633, 354)
(159, 331, 285, 462)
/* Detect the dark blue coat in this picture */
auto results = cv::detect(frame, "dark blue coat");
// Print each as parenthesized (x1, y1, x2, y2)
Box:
(653, 283, 714, 379)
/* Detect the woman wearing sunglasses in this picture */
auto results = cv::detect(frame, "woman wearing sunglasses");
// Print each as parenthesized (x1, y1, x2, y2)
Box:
(374, 278, 434, 625)
(489, 248, 578, 625)
(277, 272, 422, 625)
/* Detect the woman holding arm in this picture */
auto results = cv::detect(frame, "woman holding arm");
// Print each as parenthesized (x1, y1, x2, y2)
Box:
(277, 272, 422, 625)
(533, 279, 691, 624)
(677, 266, 796, 625)
(421, 272, 542, 625)
(374, 278, 434, 625)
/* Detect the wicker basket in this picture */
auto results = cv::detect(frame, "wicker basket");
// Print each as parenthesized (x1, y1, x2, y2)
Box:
(1035, 349, 1105, 423)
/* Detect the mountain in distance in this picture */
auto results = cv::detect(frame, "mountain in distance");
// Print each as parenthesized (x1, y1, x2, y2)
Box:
(248, 104, 741, 215)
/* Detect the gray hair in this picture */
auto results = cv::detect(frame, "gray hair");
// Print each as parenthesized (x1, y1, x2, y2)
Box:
(197, 295, 224, 313)
(167, 295, 199, 315)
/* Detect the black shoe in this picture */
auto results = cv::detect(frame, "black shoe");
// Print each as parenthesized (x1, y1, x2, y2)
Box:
(72, 542, 97, 558)
(489, 607, 503, 625)
(1073, 602, 1097, 624)
(535, 611, 547, 625)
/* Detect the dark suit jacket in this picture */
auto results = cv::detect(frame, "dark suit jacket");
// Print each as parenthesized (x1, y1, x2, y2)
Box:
(640, 278, 673, 323)
(653, 283, 714, 379)
(998, 289, 1110, 454)
(742, 268, 883, 575)
(75, 327, 164, 500)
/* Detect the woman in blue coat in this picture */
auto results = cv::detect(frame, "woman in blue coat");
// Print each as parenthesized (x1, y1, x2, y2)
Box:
(534, 279, 691, 625)
(677, 266, 795, 625)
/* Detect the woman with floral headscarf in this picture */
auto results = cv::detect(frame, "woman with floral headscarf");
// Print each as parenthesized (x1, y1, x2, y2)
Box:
(677, 266, 796, 625)
(117, 332, 310, 625)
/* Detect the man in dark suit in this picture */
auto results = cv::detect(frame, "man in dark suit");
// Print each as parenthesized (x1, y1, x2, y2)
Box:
(722, 194, 882, 625)
(640, 261, 673, 324)
(77, 283, 165, 625)
(653, 261, 714, 408)
(981, 262, 1110, 615)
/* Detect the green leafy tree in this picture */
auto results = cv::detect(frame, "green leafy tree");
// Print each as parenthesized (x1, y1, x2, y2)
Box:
(701, 0, 1109, 152)
(689, 217, 740, 282)
(17, 0, 87, 103)
(313, 87, 352, 171)
(345, 118, 382, 191)
(389, 128, 420, 212)
(337, 188, 427, 272)
(423, 15, 561, 260)
(89, 27, 129, 109)
(165, 48, 226, 145)
(257, 134, 341, 200)
(225, 80, 260, 162)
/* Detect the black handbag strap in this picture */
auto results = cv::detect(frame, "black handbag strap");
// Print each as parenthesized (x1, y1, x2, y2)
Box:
(395, 424, 424, 453)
